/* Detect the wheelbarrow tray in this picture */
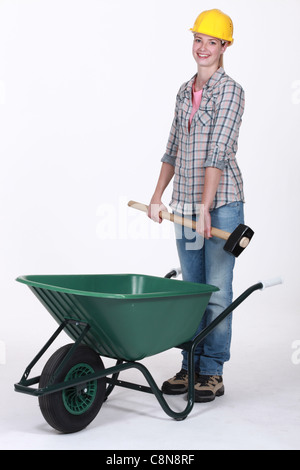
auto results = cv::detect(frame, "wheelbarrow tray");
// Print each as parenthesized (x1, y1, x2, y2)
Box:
(16, 274, 218, 361)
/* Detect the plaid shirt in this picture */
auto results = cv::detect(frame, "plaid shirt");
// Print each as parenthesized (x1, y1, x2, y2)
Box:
(161, 67, 245, 214)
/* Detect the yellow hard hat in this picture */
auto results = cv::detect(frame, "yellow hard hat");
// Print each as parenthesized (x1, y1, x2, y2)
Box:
(190, 9, 234, 45)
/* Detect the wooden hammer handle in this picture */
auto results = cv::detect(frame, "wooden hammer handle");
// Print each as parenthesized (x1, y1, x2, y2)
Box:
(128, 200, 231, 241)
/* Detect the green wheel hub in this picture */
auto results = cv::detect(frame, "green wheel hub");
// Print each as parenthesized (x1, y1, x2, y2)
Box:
(63, 363, 97, 415)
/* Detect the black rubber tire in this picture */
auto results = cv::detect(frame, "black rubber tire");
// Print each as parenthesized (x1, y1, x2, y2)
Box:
(39, 344, 106, 433)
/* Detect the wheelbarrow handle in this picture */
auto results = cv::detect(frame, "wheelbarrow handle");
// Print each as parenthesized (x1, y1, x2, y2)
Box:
(259, 277, 283, 290)
(128, 200, 230, 241)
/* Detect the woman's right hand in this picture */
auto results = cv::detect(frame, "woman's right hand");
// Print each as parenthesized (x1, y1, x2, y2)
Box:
(147, 163, 174, 223)
(147, 198, 168, 223)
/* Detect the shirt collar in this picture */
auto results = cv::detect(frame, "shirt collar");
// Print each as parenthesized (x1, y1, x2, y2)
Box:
(182, 67, 225, 98)
(203, 67, 225, 90)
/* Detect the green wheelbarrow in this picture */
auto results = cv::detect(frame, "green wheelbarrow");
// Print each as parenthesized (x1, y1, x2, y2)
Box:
(14, 271, 282, 433)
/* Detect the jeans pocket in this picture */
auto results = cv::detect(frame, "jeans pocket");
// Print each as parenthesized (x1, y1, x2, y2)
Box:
(211, 202, 244, 231)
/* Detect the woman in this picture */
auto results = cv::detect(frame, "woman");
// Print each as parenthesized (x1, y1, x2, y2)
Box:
(147, 9, 245, 403)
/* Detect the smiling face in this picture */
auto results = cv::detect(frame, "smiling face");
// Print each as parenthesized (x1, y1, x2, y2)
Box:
(192, 33, 228, 69)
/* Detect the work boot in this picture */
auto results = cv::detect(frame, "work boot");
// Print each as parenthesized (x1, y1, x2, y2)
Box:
(194, 375, 225, 403)
(162, 369, 197, 395)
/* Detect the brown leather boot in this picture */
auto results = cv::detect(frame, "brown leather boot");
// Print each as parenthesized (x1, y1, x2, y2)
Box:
(194, 375, 225, 403)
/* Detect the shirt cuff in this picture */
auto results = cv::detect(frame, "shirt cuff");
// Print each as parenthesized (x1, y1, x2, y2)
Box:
(161, 153, 176, 166)
(204, 146, 228, 171)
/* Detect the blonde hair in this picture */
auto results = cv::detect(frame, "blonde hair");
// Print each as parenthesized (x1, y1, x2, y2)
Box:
(219, 40, 226, 69)
(219, 54, 224, 69)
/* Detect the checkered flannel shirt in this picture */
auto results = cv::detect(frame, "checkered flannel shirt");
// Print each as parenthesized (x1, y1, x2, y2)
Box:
(161, 67, 245, 214)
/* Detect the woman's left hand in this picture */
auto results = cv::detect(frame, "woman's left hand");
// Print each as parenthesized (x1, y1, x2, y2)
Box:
(196, 207, 212, 240)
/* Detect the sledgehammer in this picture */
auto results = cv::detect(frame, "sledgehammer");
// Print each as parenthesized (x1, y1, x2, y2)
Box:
(128, 200, 254, 258)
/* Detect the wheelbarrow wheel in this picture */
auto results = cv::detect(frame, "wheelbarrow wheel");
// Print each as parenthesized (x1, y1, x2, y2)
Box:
(39, 344, 106, 433)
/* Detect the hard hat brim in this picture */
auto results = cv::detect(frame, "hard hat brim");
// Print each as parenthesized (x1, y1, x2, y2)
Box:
(190, 29, 234, 46)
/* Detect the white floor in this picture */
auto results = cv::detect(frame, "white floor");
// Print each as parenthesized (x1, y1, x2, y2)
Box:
(1, 298, 300, 451)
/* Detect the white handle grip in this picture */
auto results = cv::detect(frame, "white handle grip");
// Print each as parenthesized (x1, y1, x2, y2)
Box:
(259, 277, 283, 290)
(174, 267, 182, 278)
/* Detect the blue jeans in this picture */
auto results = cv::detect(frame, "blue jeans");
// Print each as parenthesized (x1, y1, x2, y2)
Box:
(175, 202, 244, 376)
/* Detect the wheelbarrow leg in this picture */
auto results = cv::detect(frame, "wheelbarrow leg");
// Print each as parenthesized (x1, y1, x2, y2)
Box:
(126, 360, 196, 421)
(104, 359, 123, 400)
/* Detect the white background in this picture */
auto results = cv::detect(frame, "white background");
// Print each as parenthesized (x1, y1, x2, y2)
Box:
(0, 0, 299, 450)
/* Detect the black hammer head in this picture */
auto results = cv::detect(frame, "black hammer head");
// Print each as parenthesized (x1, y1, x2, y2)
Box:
(223, 224, 254, 258)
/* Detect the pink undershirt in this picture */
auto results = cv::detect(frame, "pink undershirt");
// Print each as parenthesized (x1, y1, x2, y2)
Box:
(189, 82, 203, 131)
